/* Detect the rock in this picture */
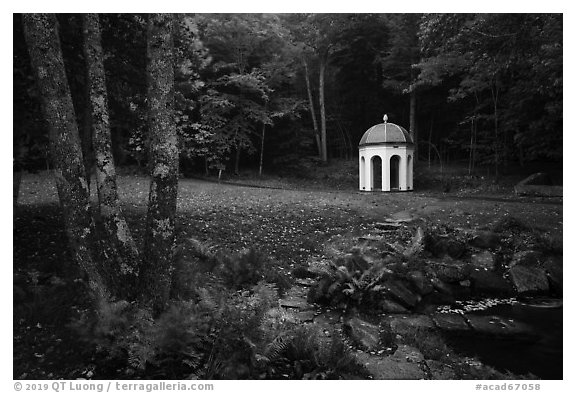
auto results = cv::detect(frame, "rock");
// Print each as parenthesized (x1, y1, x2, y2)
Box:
(354, 352, 427, 380)
(432, 313, 471, 332)
(379, 299, 409, 314)
(393, 344, 425, 363)
(426, 360, 457, 380)
(279, 298, 311, 309)
(470, 269, 513, 296)
(471, 250, 496, 270)
(429, 258, 472, 283)
(291, 266, 318, 279)
(295, 310, 315, 322)
(344, 317, 381, 351)
(389, 210, 419, 223)
(384, 315, 436, 336)
(407, 270, 434, 295)
(469, 231, 500, 250)
(430, 277, 453, 295)
(374, 222, 402, 231)
(382, 280, 421, 308)
(509, 265, 550, 294)
(465, 315, 536, 337)
(429, 237, 467, 259)
(510, 250, 543, 268)
(542, 256, 563, 294)
(294, 278, 316, 287)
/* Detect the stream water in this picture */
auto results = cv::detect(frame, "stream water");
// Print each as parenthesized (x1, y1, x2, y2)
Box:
(444, 299, 563, 379)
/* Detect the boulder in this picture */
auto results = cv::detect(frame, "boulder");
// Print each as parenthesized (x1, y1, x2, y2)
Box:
(469, 231, 500, 250)
(430, 258, 472, 283)
(344, 317, 381, 351)
(384, 315, 436, 336)
(510, 250, 543, 268)
(379, 299, 409, 314)
(542, 256, 563, 294)
(393, 344, 425, 363)
(509, 265, 550, 294)
(407, 270, 434, 295)
(382, 279, 421, 308)
(471, 250, 496, 270)
(429, 237, 467, 259)
(470, 269, 513, 296)
(354, 352, 427, 380)
(465, 315, 536, 337)
(427, 360, 457, 380)
(432, 313, 471, 332)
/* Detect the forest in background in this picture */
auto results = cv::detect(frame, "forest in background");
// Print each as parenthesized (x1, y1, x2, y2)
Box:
(14, 13, 563, 179)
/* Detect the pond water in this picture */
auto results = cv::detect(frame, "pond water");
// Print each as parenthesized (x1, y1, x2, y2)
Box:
(444, 299, 563, 379)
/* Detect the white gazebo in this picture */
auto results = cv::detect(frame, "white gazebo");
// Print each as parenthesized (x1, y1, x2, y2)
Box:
(359, 114, 414, 192)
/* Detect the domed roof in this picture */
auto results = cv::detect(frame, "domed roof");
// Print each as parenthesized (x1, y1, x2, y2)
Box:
(359, 120, 413, 147)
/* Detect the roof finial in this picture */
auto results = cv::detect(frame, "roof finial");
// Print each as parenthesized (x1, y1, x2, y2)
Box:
(383, 114, 388, 123)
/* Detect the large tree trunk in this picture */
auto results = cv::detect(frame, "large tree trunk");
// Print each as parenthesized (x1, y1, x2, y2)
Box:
(139, 14, 179, 312)
(22, 14, 108, 300)
(318, 53, 328, 163)
(303, 58, 322, 158)
(83, 14, 140, 298)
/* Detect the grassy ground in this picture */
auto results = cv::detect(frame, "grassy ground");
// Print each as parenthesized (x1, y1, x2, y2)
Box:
(13, 165, 562, 379)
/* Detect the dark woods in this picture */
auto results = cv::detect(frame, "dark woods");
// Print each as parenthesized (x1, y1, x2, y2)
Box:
(14, 14, 562, 177)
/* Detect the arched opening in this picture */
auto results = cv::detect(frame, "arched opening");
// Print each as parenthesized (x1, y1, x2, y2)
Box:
(407, 155, 412, 190)
(371, 156, 382, 190)
(390, 155, 400, 190)
(360, 156, 366, 189)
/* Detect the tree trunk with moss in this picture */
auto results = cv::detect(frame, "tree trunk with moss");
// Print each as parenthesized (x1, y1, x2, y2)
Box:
(139, 14, 179, 312)
(22, 13, 108, 300)
(83, 13, 140, 298)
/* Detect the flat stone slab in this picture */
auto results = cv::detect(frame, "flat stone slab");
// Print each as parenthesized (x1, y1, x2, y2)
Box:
(294, 310, 315, 322)
(388, 210, 420, 223)
(354, 352, 426, 380)
(374, 222, 402, 230)
(392, 344, 425, 363)
(279, 297, 311, 309)
(384, 315, 436, 335)
(432, 313, 471, 332)
(465, 315, 535, 337)
(426, 359, 457, 380)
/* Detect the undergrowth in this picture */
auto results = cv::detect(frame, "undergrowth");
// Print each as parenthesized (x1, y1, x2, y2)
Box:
(69, 239, 363, 379)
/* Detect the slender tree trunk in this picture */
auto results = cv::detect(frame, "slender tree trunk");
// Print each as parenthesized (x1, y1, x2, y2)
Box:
(492, 84, 500, 179)
(428, 115, 433, 168)
(319, 53, 328, 163)
(468, 117, 474, 175)
(22, 13, 107, 300)
(234, 147, 241, 175)
(259, 122, 266, 176)
(83, 14, 140, 298)
(140, 14, 179, 312)
(409, 88, 417, 160)
(303, 58, 322, 158)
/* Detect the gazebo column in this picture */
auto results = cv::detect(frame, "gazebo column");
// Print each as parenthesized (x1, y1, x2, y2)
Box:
(383, 151, 390, 191)
(365, 155, 373, 191)
(359, 154, 365, 190)
(399, 153, 407, 191)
